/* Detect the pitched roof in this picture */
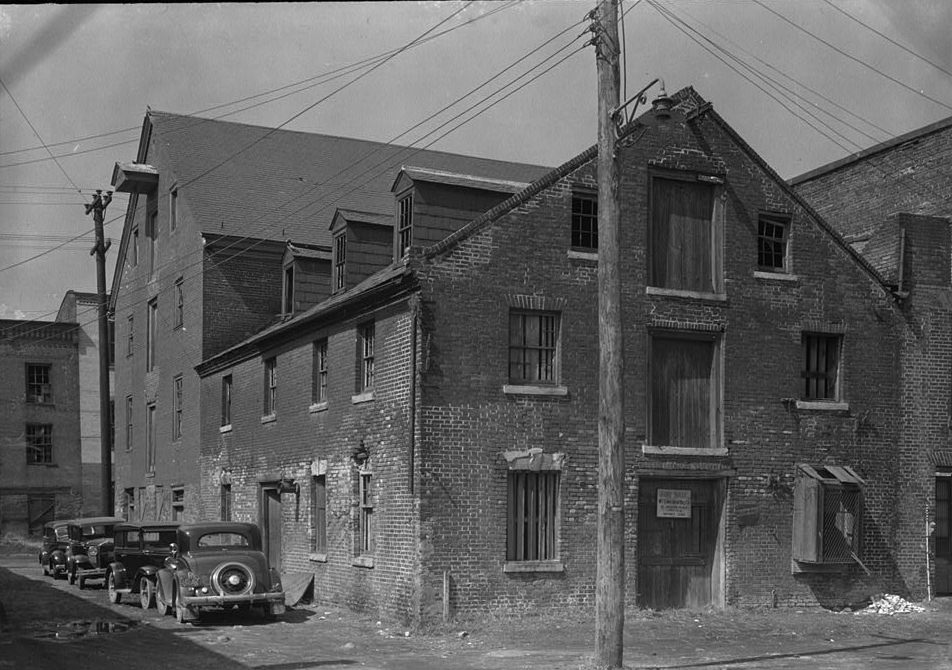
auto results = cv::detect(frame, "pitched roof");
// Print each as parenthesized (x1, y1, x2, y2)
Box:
(147, 111, 550, 248)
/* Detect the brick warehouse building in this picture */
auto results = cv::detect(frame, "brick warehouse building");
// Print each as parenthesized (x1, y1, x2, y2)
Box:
(107, 111, 547, 526)
(792, 116, 952, 595)
(0, 319, 84, 535)
(188, 87, 938, 623)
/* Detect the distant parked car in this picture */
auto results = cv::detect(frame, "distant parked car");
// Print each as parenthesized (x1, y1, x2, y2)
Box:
(65, 516, 125, 587)
(154, 522, 285, 623)
(38, 520, 72, 578)
(105, 521, 180, 609)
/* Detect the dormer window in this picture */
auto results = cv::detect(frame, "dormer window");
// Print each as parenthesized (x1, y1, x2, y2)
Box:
(397, 194, 413, 257)
(334, 233, 346, 293)
(282, 263, 295, 315)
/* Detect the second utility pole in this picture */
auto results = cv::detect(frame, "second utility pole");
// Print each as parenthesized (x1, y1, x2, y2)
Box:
(592, 0, 625, 668)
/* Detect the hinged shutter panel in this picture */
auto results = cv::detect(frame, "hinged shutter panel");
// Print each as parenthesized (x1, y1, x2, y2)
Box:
(792, 475, 820, 562)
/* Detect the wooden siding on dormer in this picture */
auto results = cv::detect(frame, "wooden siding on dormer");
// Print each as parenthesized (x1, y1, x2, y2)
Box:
(347, 221, 393, 287)
(410, 181, 517, 249)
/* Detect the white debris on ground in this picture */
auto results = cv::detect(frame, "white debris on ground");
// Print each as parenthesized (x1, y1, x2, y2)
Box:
(855, 594, 925, 615)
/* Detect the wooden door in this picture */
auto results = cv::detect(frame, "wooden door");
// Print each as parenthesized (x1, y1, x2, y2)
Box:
(638, 478, 722, 609)
(935, 476, 952, 594)
(260, 486, 282, 570)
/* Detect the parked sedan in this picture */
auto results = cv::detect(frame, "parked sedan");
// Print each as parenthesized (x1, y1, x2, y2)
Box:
(105, 521, 180, 609)
(154, 522, 285, 623)
(65, 516, 125, 587)
(38, 520, 72, 578)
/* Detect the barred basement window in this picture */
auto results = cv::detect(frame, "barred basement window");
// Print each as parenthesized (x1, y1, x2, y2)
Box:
(507, 470, 559, 561)
(792, 464, 864, 567)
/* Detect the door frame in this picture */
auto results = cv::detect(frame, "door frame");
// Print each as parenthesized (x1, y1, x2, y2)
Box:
(258, 482, 282, 570)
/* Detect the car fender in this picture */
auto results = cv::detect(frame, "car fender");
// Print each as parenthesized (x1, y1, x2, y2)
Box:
(138, 564, 161, 579)
(156, 568, 175, 600)
(108, 562, 128, 589)
(50, 550, 66, 566)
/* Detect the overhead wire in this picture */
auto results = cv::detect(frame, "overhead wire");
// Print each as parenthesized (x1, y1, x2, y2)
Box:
(1, 7, 588, 343)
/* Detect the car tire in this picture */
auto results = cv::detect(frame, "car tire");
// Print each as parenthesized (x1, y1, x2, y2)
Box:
(174, 583, 192, 624)
(140, 577, 155, 610)
(156, 583, 173, 616)
(67, 567, 76, 585)
(77, 574, 86, 590)
(52, 563, 63, 580)
(42, 562, 49, 577)
(106, 571, 121, 604)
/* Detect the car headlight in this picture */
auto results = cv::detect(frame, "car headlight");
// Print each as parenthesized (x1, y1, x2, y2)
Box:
(88, 546, 98, 557)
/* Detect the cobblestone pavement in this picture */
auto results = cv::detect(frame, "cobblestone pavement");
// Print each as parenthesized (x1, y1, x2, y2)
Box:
(3, 554, 952, 669)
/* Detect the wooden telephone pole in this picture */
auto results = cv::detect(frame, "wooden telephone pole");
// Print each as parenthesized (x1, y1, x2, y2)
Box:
(592, 0, 625, 668)
(85, 190, 114, 516)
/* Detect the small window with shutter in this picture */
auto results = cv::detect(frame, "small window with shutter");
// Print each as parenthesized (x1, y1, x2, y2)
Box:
(792, 464, 864, 570)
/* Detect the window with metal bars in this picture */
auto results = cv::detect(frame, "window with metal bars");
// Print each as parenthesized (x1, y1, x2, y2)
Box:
(397, 194, 413, 257)
(792, 464, 864, 565)
(508, 311, 559, 385)
(26, 364, 52, 404)
(507, 470, 559, 561)
(571, 193, 598, 250)
(757, 214, 789, 271)
(26, 424, 53, 464)
(802, 333, 841, 400)
(358, 471, 373, 555)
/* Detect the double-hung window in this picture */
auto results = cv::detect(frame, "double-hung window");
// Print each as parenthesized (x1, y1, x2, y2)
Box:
(146, 403, 156, 472)
(358, 323, 375, 392)
(312, 340, 328, 404)
(758, 213, 790, 272)
(571, 192, 598, 251)
(263, 357, 277, 417)
(649, 332, 721, 450)
(172, 375, 183, 441)
(174, 278, 184, 328)
(311, 475, 327, 554)
(649, 175, 722, 293)
(358, 471, 373, 555)
(26, 424, 53, 464)
(397, 194, 413, 257)
(334, 234, 346, 292)
(221, 375, 232, 428)
(508, 311, 560, 385)
(26, 364, 52, 404)
(127, 315, 134, 357)
(282, 264, 295, 315)
(125, 395, 133, 451)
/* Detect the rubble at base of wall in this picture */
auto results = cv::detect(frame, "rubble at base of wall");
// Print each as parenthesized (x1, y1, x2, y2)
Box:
(854, 594, 925, 615)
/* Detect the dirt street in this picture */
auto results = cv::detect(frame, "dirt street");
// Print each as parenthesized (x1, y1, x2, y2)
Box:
(3, 553, 952, 669)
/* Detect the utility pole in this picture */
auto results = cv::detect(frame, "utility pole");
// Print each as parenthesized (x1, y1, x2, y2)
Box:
(591, 0, 625, 668)
(85, 189, 114, 516)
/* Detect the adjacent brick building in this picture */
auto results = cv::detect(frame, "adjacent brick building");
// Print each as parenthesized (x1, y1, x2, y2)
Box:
(0, 319, 84, 534)
(186, 88, 940, 623)
(792, 115, 952, 596)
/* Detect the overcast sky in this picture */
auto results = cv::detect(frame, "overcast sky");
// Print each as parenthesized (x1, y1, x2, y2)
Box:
(1, 1, 951, 321)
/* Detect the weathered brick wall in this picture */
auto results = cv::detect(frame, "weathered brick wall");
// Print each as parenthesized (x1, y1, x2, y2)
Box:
(198, 300, 422, 623)
(413, 107, 907, 617)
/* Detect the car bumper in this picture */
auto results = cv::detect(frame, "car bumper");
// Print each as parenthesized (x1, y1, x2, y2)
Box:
(180, 591, 285, 612)
(77, 567, 107, 579)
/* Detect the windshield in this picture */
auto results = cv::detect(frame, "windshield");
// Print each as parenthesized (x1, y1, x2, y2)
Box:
(81, 524, 114, 539)
(53, 527, 69, 541)
(196, 532, 250, 548)
(143, 530, 178, 549)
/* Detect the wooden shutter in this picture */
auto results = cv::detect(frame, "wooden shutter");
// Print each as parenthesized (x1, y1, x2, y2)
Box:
(651, 337, 714, 448)
(792, 474, 821, 562)
(650, 178, 715, 292)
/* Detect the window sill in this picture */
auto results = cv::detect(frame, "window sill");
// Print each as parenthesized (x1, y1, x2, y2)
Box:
(754, 270, 799, 282)
(351, 391, 374, 404)
(791, 559, 853, 574)
(309, 401, 328, 414)
(646, 286, 727, 302)
(567, 249, 598, 262)
(27, 463, 57, 468)
(261, 414, 276, 424)
(219, 424, 232, 434)
(503, 560, 564, 574)
(642, 445, 729, 456)
(145, 470, 155, 478)
(795, 400, 849, 412)
(308, 552, 328, 563)
(503, 384, 569, 397)
(25, 401, 55, 407)
(352, 555, 374, 569)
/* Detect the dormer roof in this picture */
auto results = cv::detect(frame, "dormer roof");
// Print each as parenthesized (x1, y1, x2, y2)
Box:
(330, 208, 393, 233)
(391, 166, 531, 195)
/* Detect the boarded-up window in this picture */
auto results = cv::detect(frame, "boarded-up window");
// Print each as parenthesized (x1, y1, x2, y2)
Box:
(509, 311, 559, 385)
(507, 471, 559, 561)
(650, 176, 718, 292)
(792, 464, 864, 565)
(802, 333, 841, 400)
(650, 334, 718, 449)
(938, 477, 951, 558)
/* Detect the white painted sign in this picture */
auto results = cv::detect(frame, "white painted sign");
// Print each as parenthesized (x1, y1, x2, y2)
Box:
(657, 489, 692, 518)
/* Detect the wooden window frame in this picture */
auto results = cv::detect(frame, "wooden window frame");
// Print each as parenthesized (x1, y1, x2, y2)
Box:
(263, 357, 277, 417)
(758, 213, 790, 272)
(125, 395, 133, 451)
(173, 277, 184, 329)
(221, 374, 232, 427)
(127, 314, 134, 358)
(333, 233, 346, 293)
(25, 363, 52, 404)
(169, 188, 178, 232)
(508, 310, 560, 386)
(397, 193, 413, 257)
(311, 475, 327, 553)
(146, 299, 157, 372)
(802, 333, 842, 401)
(146, 403, 156, 473)
(312, 340, 328, 404)
(131, 227, 139, 267)
(282, 263, 295, 315)
(648, 172, 724, 294)
(358, 470, 373, 555)
(171, 486, 185, 521)
(507, 470, 560, 562)
(792, 464, 864, 566)
(172, 375, 183, 441)
(220, 483, 232, 521)
(147, 209, 158, 278)
(358, 322, 375, 393)
(647, 331, 722, 450)
(26, 423, 53, 465)
(570, 191, 598, 251)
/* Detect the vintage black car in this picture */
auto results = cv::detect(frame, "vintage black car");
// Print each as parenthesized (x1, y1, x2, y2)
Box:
(154, 522, 285, 623)
(105, 521, 180, 608)
(38, 520, 72, 578)
(65, 516, 125, 587)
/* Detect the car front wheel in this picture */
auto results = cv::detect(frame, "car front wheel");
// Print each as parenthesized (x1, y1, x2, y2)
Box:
(106, 571, 121, 604)
(139, 577, 155, 610)
(156, 582, 173, 616)
(67, 567, 76, 585)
